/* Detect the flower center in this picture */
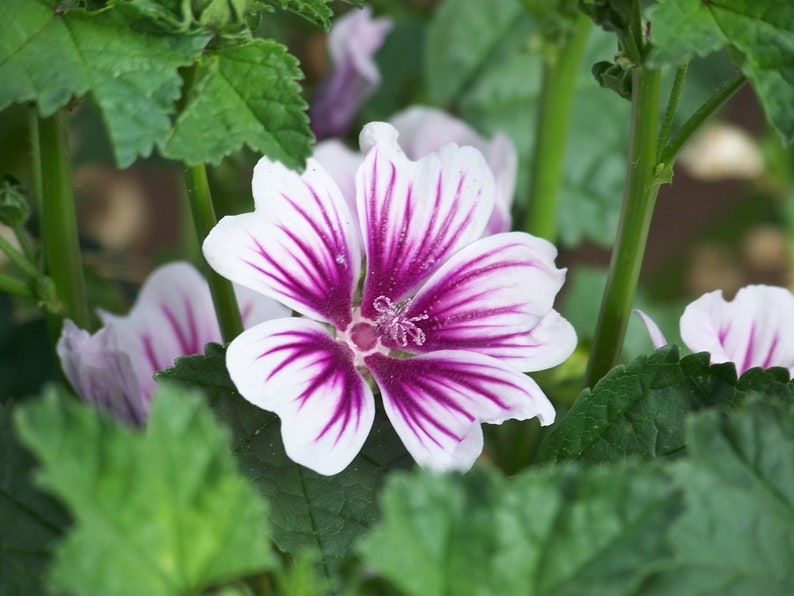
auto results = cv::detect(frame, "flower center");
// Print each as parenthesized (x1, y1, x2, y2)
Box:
(349, 321, 378, 351)
(373, 295, 428, 347)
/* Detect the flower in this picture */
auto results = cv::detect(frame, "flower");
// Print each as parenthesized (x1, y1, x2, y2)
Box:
(636, 285, 794, 375)
(309, 6, 393, 141)
(314, 106, 518, 235)
(57, 261, 288, 424)
(203, 122, 576, 475)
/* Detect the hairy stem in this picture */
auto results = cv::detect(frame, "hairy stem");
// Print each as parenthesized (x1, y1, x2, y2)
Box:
(183, 163, 244, 343)
(523, 15, 591, 240)
(658, 63, 688, 149)
(38, 109, 89, 330)
(659, 71, 747, 166)
(585, 67, 663, 387)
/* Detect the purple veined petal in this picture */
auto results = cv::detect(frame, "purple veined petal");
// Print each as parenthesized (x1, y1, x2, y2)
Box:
(227, 317, 376, 476)
(395, 232, 574, 371)
(365, 350, 555, 472)
(204, 157, 362, 331)
(356, 122, 496, 316)
(633, 309, 669, 350)
(309, 6, 393, 141)
(57, 320, 146, 425)
(680, 285, 794, 375)
(388, 106, 517, 234)
(99, 262, 221, 402)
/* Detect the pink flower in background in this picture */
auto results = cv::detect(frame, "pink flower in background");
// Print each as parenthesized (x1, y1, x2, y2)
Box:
(57, 262, 288, 424)
(636, 285, 794, 375)
(203, 122, 576, 475)
(309, 6, 393, 141)
(315, 106, 518, 236)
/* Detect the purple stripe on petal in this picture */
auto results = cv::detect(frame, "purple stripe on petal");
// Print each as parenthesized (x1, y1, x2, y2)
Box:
(226, 318, 375, 476)
(365, 350, 555, 472)
(204, 157, 361, 330)
(356, 124, 497, 314)
(391, 233, 574, 372)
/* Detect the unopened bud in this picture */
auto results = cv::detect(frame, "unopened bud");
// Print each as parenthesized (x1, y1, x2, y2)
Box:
(0, 175, 31, 229)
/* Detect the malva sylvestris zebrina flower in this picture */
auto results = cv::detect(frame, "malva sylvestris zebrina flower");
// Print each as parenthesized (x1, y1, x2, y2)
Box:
(203, 123, 577, 476)
(636, 285, 794, 375)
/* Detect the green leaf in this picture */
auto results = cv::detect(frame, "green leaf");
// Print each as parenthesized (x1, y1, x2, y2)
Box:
(425, 0, 631, 247)
(539, 344, 794, 464)
(0, 401, 70, 594)
(648, 0, 794, 143)
(262, 0, 334, 30)
(0, 0, 209, 167)
(14, 386, 276, 596)
(163, 39, 312, 168)
(157, 344, 412, 590)
(644, 397, 794, 594)
(359, 463, 680, 595)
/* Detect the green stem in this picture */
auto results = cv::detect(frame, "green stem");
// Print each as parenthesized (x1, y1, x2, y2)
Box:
(523, 14, 591, 240)
(584, 67, 663, 388)
(659, 71, 747, 166)
(0, 232, 38, 279)
(658, 63, 688, 149)
(183, 163, 243, 343)
(38, 109, 90, 330)
(0, 272, 34, 300)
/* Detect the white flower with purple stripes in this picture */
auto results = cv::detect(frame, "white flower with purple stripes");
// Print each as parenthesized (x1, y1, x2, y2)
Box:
(203, 123, 577, 475)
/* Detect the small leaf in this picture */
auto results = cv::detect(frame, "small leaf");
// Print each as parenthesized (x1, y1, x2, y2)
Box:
(157, 344, 412, 590)
(539, 345, 794, 464)
(359, 463, 680, 595)
(0, 401, 70, 594)
(262, 0, 334, 30)
(644, 397, 794, 594)
(163, 39, 312, 169)
(14, 386, 276, 596)
(648, 0, 794, 143)
(0, 0, 209, 167)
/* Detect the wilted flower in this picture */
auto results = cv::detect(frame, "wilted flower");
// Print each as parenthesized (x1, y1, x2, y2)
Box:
(636, 284, 794, 375)
(315, 106, 518, 235)
(204, 122, 576, 475)
(309, 6, 393, 141)
(57, 261, 288, 424)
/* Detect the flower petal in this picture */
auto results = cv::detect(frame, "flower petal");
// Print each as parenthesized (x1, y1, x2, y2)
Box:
(57, 320, 145, 425)
(204, 157, 361, 330)
(227, 318, 375, 476)
(313, 139, 363, 218)
(398, 232, 574, 371)
(365, 350, 555, 471)
(633, 309, 668, 350)
(389, 106, 517, 234)
(680, 285, 794, 374)
(357, 122, 497, 314)
(99, 262, 221, 401)
(308, 6, 393, 140)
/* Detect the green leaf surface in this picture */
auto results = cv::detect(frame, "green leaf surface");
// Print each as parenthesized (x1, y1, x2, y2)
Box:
(425, 0, 630, 247)
(0, 401, 70, 594)
(0, 0, 208, 167)
(648, 0, 794, 142)
(14, 386, 275, 596)
(644, 397, 794, 594)
(163, 39, 312, 168)
(360, 463, 680, 595)
(539, 344, 794, 464)
(263, 0, 334, 30)
(157, 344, 412, 589)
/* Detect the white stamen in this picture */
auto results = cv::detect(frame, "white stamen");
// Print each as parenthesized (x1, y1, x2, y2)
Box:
(373, 296, 428, 347)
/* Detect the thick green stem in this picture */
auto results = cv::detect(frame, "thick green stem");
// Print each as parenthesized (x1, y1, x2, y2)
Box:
(523, 15, 591, 240)
(38, 109, 89, 330)
(584, 67, 663, 388)
(659, 72, 747, 166)
(183, 163, 243, 343)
